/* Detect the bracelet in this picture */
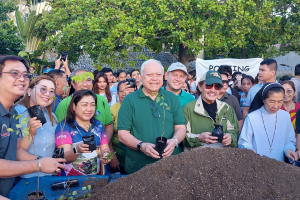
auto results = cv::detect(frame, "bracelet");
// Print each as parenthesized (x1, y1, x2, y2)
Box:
(101, 150, 110, 156)
(37, 159, 41, 173)
(172, 137, 178, 148)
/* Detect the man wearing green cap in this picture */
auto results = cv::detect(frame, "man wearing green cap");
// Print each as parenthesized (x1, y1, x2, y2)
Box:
(183, 70, 239, 150)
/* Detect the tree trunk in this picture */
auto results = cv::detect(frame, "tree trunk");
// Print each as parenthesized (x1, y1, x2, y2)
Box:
(178, 43, 196, 71)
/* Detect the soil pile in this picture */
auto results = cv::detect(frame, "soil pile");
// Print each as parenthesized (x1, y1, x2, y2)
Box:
(86, 148, 300, 199)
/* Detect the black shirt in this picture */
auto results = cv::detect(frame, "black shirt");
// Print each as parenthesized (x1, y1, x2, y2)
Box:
(202, 99, 217, 122)
(0, 102, 19, 197)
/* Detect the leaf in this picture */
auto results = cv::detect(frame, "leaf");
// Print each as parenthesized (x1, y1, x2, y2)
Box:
(156, 96, 161, 103)
(87, 193, 92, 197)
(87, 185, 91, 191)
(82, 186, 87, 191)
(72, 191, 77, 196)
(160, 103, 163, 106)
(7, 128, 14, 132)
(58, 195, 65, 200)
(16, 124, 22, 128)
(16, 114, 24, 120)
(68, 197, 73, 200)
(25, 182, 29, 185)
(21, 118, 28, 125)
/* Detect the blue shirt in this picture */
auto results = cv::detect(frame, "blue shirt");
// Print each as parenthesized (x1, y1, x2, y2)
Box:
(52, 94, 62, 113)
(15, 104, 57, 178)
(245, 82, 264, 107)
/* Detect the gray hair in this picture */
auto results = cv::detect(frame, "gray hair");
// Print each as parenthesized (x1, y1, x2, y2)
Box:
(140, 59, 164, 75)
(70, 67, 89, 79)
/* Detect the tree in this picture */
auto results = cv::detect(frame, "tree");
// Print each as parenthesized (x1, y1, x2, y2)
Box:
(38, 0, 300, 67)
(0, 0, 24, 55)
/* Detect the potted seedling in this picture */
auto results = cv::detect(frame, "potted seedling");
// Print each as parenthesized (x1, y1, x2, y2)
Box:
(82, 124, 96, 152)
(152, 93, 169, 158)
(211, 113, 224, 143)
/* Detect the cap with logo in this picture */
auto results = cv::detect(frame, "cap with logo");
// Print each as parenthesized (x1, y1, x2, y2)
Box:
(167, 62, 187, 75)
(43, 68, 53, 74)
(200, 70, 223, 87)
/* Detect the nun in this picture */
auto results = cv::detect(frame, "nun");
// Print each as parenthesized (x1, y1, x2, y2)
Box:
(238, 83, 297, 162)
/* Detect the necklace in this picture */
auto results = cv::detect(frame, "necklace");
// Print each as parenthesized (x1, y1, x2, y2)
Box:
(284, 102, 294, 112)
(75, 124, 91, 136)
(261, 110, 277, 154)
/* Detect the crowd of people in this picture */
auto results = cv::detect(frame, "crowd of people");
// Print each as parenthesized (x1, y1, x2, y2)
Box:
(1, 54, 300, 197)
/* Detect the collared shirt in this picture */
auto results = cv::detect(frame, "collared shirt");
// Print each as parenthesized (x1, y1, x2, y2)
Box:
(0, 102, 19, 197)
(226, 87, 232, 95)
(55, 94, 113, 126)
(219, 92, 243, 121)
(55, 118, 108, 176)
(15, 104, 57, 178)
(52, 94, 62, 113)
(118, 86, 185, 174)
(163, 87, 195, 107)
(245, 82, 264, 107)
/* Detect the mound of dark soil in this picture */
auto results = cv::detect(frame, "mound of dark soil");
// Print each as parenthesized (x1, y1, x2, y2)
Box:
(86, 148, 300, 199)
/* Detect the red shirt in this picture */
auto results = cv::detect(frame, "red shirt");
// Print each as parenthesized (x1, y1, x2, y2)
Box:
(280, 102, 300, 131)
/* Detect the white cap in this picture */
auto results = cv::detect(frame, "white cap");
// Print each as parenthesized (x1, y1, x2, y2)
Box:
(167, 62, 188, 75)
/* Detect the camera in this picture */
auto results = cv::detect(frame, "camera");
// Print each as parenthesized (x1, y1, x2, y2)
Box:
(126, 78, 136, 88)
(61, 51, 68, 61)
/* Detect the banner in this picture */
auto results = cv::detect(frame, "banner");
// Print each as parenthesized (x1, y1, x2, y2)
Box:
(196, 58, 263, 83)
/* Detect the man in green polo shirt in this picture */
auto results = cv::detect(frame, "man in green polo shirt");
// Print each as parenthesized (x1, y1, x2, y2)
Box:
(118, 59, 186, 174)
(164, 62, 195, 107)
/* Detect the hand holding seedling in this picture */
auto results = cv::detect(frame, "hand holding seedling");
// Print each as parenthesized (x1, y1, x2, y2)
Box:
(141, 143, 160, 159)
(28, 117, 42, 137)
(199, 132, 218, 144)
(39, 157, 66, 173)
(76, 143, 91, 154)
(162, 139, 177, 158)
(221, 133, 232, 146)
(100, 151, 116, 164)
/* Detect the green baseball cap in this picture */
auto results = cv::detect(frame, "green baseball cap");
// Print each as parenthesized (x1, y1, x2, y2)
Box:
(199, 70, 223, 86)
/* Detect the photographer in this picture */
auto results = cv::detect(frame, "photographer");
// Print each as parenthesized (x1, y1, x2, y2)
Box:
(110, 80, 136, 174)
(55, 55, 71, 78)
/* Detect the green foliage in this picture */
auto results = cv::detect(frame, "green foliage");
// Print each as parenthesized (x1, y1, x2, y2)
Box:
(0, 0, 24, 55)
(38, 0, 300, 66)
(71, 72, 94, 83)
(105, 151, 116, 161)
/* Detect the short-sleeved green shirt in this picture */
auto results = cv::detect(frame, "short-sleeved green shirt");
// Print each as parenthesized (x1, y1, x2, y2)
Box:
(117, 86, 185, 174)
(163, 87, 195, 107)
(55, 94, 113, 126)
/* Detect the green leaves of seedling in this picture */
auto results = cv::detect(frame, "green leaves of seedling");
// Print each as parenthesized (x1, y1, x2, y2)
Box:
(105, 152, 116, 161)
(82, 186, 86, 191)
(71, 72, 94, 83)
(7, 128, 14, 132)
(72, 191, 77, 196)
(87, 185, 91, 191)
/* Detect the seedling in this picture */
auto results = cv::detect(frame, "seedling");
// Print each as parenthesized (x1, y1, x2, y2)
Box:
(105, 152, 116, 162)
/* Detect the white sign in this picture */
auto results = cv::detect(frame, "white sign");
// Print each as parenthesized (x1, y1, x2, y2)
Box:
(196, 58, 263, 83)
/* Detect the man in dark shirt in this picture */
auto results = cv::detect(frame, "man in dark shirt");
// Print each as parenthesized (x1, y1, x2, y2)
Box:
(0, 55, 65, 197)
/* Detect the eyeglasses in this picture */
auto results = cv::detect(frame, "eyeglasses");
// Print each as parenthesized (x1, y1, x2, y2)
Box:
(2, 71, 29, 80)
(205, 83, 222, 91)
(285, 90, 294, 95)
(222, 80, 228, 85)
(37, 87, 56, 97)
(150, 102, 161, 118)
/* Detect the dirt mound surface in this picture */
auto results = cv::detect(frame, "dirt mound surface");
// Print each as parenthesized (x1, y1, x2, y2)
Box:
(86, 148, 300, 199)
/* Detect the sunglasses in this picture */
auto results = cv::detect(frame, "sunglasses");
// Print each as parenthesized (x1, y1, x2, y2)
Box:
(150, 102, 161, 118)
(205, 83, 222, 91)
(2, 71, 29, 80)
(37, 87, 56, 98)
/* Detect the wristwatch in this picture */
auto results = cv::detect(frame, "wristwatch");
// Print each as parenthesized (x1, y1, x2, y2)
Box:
(172, 137, 179, 148)
(35, 156, 42, 160)
(73, 145, 80, 155)
(137, 141, 144, 151)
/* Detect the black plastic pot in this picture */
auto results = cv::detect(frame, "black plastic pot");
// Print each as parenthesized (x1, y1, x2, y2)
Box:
(27, 191, 45, 200)
(155, 137, 167, 159)
(28, 105, 47, 125)
(294, 160, 300, 167)
(82, 135, 96, 152)
(212, 124, 224, 143)
(52, 148, 64, 164)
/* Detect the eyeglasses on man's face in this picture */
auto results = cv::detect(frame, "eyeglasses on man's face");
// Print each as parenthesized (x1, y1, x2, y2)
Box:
(205, 83, 222, 91)
(2, 71, 29, 80)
